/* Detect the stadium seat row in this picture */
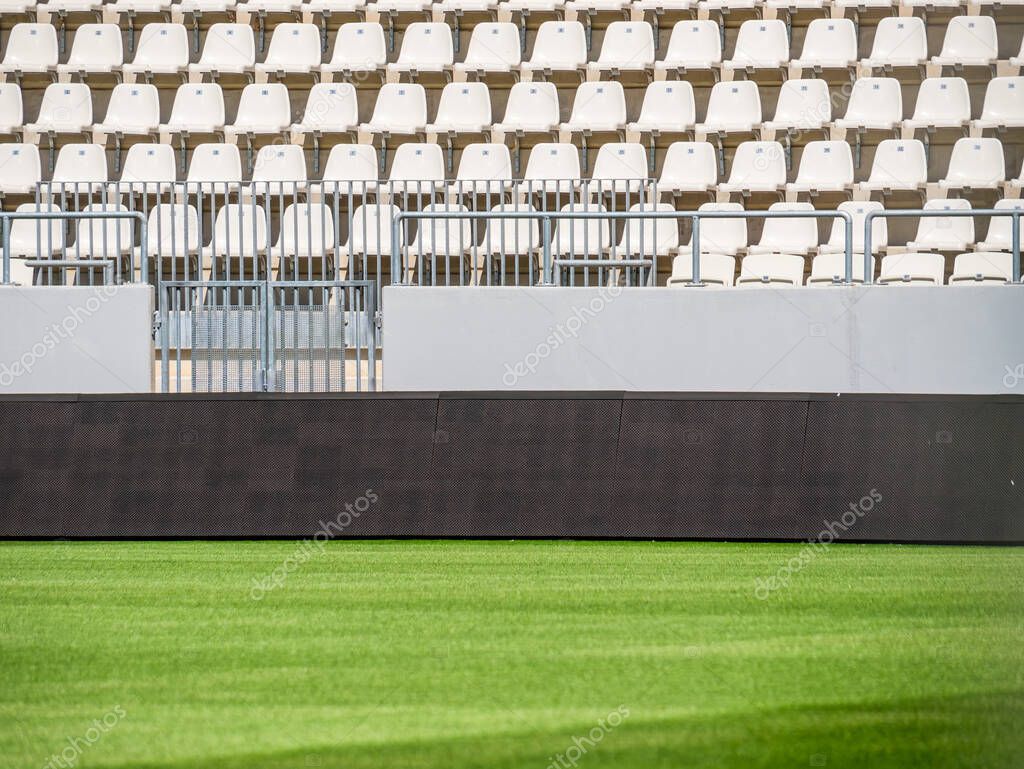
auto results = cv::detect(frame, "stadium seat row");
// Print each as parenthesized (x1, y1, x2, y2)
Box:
(4, 76, 1022, 154)
(9, 0, 1022, 19)
(4, 137, 1022, 197)
(0, 17, 1019, 84)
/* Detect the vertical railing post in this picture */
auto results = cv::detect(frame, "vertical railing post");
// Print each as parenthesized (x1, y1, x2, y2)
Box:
(843, 211, 853, 285)
(1, 216, 10, 285)
(1013, 211, 1021, 284)
(863, 212, 875, 286)
(159, 284, 169, 393)
(390, 212, 404, 286)
(261, 282, 273, 392)
(541, 215, 553, 286)
(367, 284, 378, 391)
(688, 214, 702, 286)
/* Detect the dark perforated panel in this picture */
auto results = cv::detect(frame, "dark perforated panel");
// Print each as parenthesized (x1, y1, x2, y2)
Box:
(0, 393, 1021, 542)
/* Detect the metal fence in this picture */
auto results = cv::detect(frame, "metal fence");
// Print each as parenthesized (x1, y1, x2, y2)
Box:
(3, 182, 1024, 392)
(158, 278, 377, 393)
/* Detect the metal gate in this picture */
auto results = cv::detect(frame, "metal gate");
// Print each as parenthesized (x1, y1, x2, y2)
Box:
(158, 279, 378, 393)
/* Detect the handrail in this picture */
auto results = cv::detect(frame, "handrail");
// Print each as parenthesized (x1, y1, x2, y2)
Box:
(1, 209, 149, 285)
(864, 209, 1022, 285)
(392, 208, 855, 286)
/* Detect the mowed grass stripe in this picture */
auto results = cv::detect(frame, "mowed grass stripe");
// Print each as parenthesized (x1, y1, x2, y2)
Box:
(0, 541, 1020, 768)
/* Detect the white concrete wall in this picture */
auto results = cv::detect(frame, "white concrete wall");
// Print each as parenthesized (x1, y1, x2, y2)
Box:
(0, 285, 153, 393)
(384, 285, 1024, 394)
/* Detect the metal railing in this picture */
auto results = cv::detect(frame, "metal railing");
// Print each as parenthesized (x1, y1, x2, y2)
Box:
(0, 208, 148, 286)
(158, 278, 377, 393)
(392, 207, 857, 285)
(864, 208, 1023, 285)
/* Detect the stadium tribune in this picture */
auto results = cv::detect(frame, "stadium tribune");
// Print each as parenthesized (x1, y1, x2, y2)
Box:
(2, 0, 1024, 767)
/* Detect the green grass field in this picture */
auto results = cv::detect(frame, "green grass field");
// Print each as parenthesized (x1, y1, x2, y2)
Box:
(0, 541, 1022, 769)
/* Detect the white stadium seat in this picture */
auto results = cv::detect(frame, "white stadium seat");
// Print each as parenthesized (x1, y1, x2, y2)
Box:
(94, 83, 160, 139)
(360, 83, 428, 136)
(587, 21, 655, 78)
(449, 143, 513, 195)
(654, 20, 721, 77)
(879, 252, 945, 285)
(858, 139, 927, 193)
(8, 203, 65, 261)
(482, 202, 539, 259)
(561, 82, 627, 134)
(454, 23, 520, 78)
(56, 24, 124, 80)
(861, 17, 927, 70)
(931, 16, 998, 68)
(0, 24, 59, 80)
(590, 142, 649, 194)
(718, 141, 786, 195)
(320, 23, 387, 81)
(973, 77, 1024, 132)
(24, 83, 92, 137)
(976, 199, 1024, 252)
(553, 202, 611, 256)
(0, 84, 23, 134)
(722, 20, 789, 76)
(748, 202, 818, 255)
(907, 198, 974, 252)
(274, 203, 336, 271)
(938, 138, 1005, 192)
(493, 82, 560, 134)
(186, 142, 242, 191)
(143, 204, 202, 263)
(204, 204, 269, 272)
(117, 143, 177, 192)
(187, 23, 256, 81)
(667, 251, 736, 287)
(628, 81, 696, 138)
(255, 24, 322, 81)
(338, 203, 401, 260)
(520, 142, 580, 194)
(0, 143, 41, 195)
(786, 141, 854, 195)
(808, 251, 874, 285)
(520, 21, 586, 79)
(762, 79, 831, 133)
(316, 144, 379, 195)
(385, 142, 446, 194)
(737, 252, 805, 287)
(247, 144, 308, 196)
(160, 83, 225, 135)
(696, 81, 762, 135)
(410, 204, 475, 258)
(818, 200, 887, 257)
(658, 142, 718, 194)
(291, 82, 359, 143)
(74, 204, 135, 259)
(791, 19, 857, 73)
(949, 251, 1013, 284)
(903, 78, 971, 133)
(122, 23, 189, 82)
(684, 201, 747, 256)
(617, 202, 678, 256)
(223, 83, 291, 141)
(387, 22, 454, 79)
(425, 83, 492, 135)
(832, 78, 902, 133)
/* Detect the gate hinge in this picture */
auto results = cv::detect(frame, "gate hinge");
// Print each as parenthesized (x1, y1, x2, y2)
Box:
(374, 310, 383, 329)
(151, 312, 161, 342)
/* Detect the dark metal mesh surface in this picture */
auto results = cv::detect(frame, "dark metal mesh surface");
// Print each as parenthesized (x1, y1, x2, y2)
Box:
(1, 394, 1021, 541)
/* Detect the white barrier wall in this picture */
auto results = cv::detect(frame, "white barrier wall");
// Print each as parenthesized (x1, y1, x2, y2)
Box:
(0, 285, 153, 394)
(384, 286, 1024, 394)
